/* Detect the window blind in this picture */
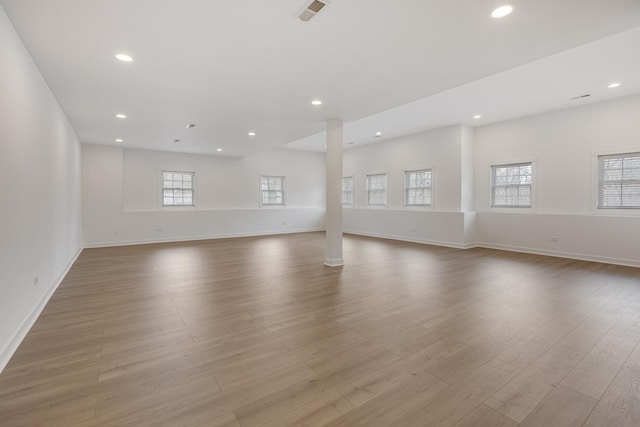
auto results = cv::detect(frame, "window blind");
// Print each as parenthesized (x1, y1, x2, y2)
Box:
(598, 152, 640, 209)
(342, 176, 354, 205)
(162, 171, 194, 206)
(367, 174, 387, 206)
(261, 175, 285, 206)
(491, 162, 532, 207)
(405, 169, 432, 206)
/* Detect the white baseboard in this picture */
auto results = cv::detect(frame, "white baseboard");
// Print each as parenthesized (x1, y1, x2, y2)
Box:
(84, 227, 326, 248)
(0, 247, 83, 374)
(344, 230, 475, 250)
(476, 242, 640, 268)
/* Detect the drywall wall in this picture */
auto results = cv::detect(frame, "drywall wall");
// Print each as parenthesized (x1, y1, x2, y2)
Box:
(342, 125, 476, 247)
(475, 94, 640, 266)
(82, 145, 326, 246)
(0, 6, 82, 372)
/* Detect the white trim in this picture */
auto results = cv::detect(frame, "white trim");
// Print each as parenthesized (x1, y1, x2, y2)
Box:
(84, 228, 325, 248)
(476, 242, 640, 269)
(0, 247, 83, 374)
(259, 174, 286, 207)
(591, 150, 640, 215)
(365, 172, 388, 207)
(488, 160, 537, 212)
(403, 167, 434, 209)
(344, 231, 475, 250)
(160, 170, 196, 209)
(324, 258, 345, 267)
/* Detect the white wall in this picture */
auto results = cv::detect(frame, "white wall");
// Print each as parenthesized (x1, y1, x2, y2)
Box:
(475, 95, 640, 266)
(0, 6, 82, 372)
(82, 146, 326, 246)
(342, 125, 476, 248)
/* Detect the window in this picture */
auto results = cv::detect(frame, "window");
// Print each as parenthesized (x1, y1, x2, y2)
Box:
(491, 162, 532, 207)
(598, 152, 640, 209)
(405, 169, 432, 206)
(366, 174, 387, 206)
(162, 171, 194, 206)
(342, 176, 354, 206)
(261, 175, 285, 206)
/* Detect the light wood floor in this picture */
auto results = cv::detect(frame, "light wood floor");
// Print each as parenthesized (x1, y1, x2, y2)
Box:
(1, 232, 640, 426)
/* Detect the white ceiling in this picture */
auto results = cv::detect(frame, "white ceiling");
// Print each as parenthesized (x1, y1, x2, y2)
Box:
(2, 0, 640, 157)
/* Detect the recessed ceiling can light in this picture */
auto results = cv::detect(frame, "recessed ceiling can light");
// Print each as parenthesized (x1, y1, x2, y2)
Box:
(216, 148, 223, 152)
(115, 114, 127, 119)
(608, 82, 621, 88)
(115, 54, 133, 62)
(173, 139, 181, 143)
(491, 5, 513, 18)
(473, 115, 482, 119)
(375, 131, 382, 137)
(186, 123, 197, 129)
(311, 100, 323, 106)
(248, 132, 256, 136)
(115, 138, 123, 142)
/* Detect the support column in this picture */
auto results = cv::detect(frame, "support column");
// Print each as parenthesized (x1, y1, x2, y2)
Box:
(325, 119, 344, 267)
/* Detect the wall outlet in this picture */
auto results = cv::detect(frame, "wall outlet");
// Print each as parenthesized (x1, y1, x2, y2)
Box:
(550, 236, 559, 242)
(33, 275, 38, 286)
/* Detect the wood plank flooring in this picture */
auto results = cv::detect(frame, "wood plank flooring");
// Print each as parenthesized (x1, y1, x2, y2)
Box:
(1, 232, 639, 426)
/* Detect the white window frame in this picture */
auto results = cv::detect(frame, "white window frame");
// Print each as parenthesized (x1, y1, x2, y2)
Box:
(260, 175, 286, 207)
(597, 151, 640, 210)
(161, 170, 195, 207)
(366, 173, 387, 207)
(490, 161, 534, 209)
(404, 168, 433, 207)
(342, 176, 354, 206)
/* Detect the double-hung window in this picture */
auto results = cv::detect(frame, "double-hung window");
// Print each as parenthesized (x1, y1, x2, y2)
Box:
(342, 176, 354, 206)
(162, 171, 194, 206)
(598, 152, 640, 209)
(490, 162, 532, 208)
(405, 169, 432, 206)
(261, 175, 285, 206)
(366, 174, 387, 206)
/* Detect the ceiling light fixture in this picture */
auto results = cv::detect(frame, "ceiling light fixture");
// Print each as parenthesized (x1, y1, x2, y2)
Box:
(115, 114, 127, 119)
(115, 54, 133, 62)
(173, 139, 181, 143)
(248, 132, 256, 136)
(473, 115, 482, 119)
(311, 100, 323, 106)
(608, 82, 621, 88)
(186, 123, 197, 129)
(375, 131, 382, 137)
(491, 5, 513, 18)
(216, 148, 223, 152)
(115, 138, 123, 142)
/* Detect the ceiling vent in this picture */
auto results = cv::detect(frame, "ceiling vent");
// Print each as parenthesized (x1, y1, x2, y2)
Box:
(298, 0, 328, 22)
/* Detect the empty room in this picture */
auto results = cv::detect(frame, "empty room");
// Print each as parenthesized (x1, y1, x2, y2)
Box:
(2, 0, 640, 426)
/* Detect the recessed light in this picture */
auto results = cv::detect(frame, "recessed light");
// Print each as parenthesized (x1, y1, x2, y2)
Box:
(115, 114, 127, 119)
(115, 138, 123, 142)
(348, 141, 355, 145)
(311, 100, 323, 106)
(216, 148, 223, 152)
(248, 132, 256, 136)
(491, 5, 513, 18)
(608, 82, 621, 88)
(375, 131, 382, 137)
(173, 139, 181, 143)
(115, 54, 133, 62)
(186, 123, 197, 129)
(473, 115, 482, 119)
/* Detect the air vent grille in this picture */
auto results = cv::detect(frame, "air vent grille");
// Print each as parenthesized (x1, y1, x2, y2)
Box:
(298, 0, 327, 22)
